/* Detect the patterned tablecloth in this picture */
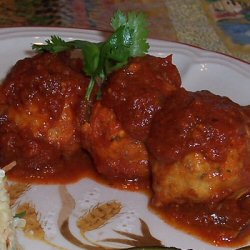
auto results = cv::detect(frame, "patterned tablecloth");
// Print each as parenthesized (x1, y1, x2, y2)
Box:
(0, 0, 249, 62)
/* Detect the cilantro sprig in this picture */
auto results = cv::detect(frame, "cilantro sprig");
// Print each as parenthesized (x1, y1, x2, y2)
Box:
(32, 11, 149, 101)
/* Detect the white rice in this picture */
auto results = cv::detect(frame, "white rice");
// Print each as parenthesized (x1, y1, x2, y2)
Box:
(0, 169, 23, 250)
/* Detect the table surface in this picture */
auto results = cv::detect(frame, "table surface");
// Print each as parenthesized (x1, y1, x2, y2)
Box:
(0, 0, 249, 62)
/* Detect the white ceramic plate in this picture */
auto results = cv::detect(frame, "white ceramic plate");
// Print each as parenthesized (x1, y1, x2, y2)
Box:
(0, 27, 249, 250)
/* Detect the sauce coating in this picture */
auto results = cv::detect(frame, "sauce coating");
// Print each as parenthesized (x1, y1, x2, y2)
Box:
(153, 197, 250, 247)
(0, 53, 249, 247)
(148, 89, 248, 164)
(147, 89, 250, 246)
(103, 55, 181, 141)
(0, 52, 92, 183)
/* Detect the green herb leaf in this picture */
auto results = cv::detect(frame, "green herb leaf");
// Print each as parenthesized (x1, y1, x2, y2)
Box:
(32, 35, 72, 53)
(32, 11, 149, 101)
(14, 211, 26, 218)
(111, 10, 127, 30)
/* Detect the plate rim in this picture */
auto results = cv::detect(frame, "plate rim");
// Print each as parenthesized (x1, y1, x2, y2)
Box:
(0, 26, 249, 67)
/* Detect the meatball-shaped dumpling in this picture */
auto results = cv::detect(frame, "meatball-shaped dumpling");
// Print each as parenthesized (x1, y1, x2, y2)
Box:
(81, 102, 149, 182)
(0, 52, 90, 182)
(102, 54, 181, 142)
(147, 89, 250, 206)
(0, 52, 89, 152)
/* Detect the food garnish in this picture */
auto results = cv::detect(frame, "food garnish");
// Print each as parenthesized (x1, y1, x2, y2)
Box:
(32, 10, 149, 101)
(14, 211, 26, 219)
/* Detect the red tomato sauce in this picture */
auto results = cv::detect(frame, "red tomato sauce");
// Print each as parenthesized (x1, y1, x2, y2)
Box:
(0, 53, 249, 248)
(151, 198, 250, 247)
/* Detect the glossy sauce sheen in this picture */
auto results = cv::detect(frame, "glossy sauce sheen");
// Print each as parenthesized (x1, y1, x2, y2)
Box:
(153, 198, 250, 247)
(7, 150, 93, 184)
(148, 89, 248, 164)
(0, 53, 249, 247)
